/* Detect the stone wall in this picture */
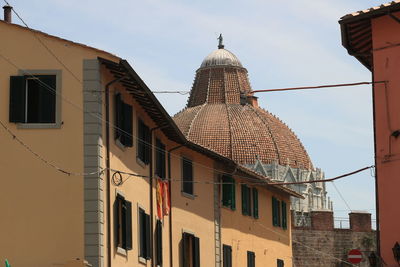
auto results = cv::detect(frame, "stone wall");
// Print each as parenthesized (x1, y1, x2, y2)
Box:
(292, 211, 376, 267)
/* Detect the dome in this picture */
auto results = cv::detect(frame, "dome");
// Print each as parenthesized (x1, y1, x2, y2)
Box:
(200, 48, 243, 68)
(173, 42, 313, 169)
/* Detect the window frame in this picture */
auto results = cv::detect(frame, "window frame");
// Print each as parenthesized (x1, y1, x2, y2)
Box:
(155, 138, 166, 179)
(138, 206, 151, 262)
(223, 244, 232, 267)
(247, 251, 255, 267)
(182, 231, 200, 267)
(114, 93, 133, 148)
(13, 69, 62, 129)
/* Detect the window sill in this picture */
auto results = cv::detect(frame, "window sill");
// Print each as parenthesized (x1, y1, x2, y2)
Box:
(116, 247, 127, 256)
(136, 157, 147, 168)
(17, 122, 62, 129)
(115, 138, 127, 151)
(181, 191, 196, 199)
(138, 256, 147, 265)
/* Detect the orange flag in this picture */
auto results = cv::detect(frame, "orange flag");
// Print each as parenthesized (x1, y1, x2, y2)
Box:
(156, 179, 164, 219)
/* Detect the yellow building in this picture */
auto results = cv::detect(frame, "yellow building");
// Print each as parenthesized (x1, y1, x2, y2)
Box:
(0, 9, 299, 267)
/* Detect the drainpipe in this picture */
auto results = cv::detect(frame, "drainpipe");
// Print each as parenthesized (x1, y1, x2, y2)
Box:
(105, 75, 125, 267)
(168, 144, 184, 267)
(371, 73, 381, 258)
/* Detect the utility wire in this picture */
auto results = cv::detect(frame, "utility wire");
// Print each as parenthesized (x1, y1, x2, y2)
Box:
(251, 81, 386, 93)
(331, 181, 353, 212)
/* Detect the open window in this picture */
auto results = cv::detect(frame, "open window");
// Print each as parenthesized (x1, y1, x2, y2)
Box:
(182, 232, 200, 267)
(115, 194, 132, 252)
(9, 74, 61, 127)
(223, 244, 232, 267)
(277, 259, 284, 267)
(247, 251, 255, 267)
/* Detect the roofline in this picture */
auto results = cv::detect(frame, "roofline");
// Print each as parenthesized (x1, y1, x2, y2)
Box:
(339, 2, 400, 24)
(0, 20, 119, 60)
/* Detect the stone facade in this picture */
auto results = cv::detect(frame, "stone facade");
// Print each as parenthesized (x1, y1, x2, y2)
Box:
(248, 159, 332, 219)
(292, 211, 376, 267)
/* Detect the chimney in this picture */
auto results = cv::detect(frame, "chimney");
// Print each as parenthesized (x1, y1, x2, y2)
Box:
(246, 94, 259, 108)
(3, 5, 12, 23)
(349, 212, 372, 232)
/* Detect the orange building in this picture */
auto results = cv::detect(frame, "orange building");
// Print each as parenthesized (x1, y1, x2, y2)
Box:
(0, 6, 299, 267)
(340, 2, 400, 266)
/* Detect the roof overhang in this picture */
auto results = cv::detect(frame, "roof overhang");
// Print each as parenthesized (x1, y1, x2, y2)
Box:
(339, 2, 400, 71)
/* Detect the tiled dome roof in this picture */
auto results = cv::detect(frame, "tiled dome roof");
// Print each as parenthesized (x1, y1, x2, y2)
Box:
(173, 45, 313, 169)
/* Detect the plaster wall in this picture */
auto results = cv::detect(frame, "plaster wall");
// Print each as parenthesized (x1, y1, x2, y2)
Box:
(371, 12, 400, 266)
(0, 21, 116, 267)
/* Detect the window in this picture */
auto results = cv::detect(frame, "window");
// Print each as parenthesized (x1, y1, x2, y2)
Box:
(182, 157, 193, 195)
(182, 232, 200, 267)
(9, 74, 60, 126)
(223, 245, 232, 267)
(247, 251, 255, 267)
(241, 184, 251, 216)
(277, 259, 284, 267)
(137, 119, 150, 164)
(272, 197, 287, 229)
(241, 185, 258, 218)
(155, 138, 166, 179)
(115, 194, 132, 251)
(115, 94, 133, 147)
(222, 175, 235, 210)
(252, 188, 259, 219)
(139, 208, 151, 260)
(281, 201, 287, 230)
(156, 220, 163, 266)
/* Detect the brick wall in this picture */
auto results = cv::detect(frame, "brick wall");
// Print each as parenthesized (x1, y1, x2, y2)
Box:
(292, 211, 376, 267)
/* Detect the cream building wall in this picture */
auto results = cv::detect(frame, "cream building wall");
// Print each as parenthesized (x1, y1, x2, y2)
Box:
(0, 21, 117, 267)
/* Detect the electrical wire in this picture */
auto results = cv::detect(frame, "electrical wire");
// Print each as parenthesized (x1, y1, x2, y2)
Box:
(0, 119, 104, 176)
(152, 91, 189, 95)
(331, 181, 353, 212)
(251, 81, 386, 93)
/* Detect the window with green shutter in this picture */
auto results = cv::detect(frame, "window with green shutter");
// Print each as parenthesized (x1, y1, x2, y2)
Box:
(114, 93, 133, 147)
(241, 184, 251, 216)
(272, 197, 282, 227)
(222, 175, 235, 210)
(247, 251, 255, 267)
(281, 201, 287, 229)
(252, 188, 258, 219)
(115, 194, 132, 251)
(155, 138, 166, 179)
(137, 119, 150, 164)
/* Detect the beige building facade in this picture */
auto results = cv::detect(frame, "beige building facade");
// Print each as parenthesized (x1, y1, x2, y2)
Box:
(0, 13, 298, 267)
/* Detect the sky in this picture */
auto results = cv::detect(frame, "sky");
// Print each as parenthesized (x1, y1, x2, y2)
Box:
(8, 0, 387, 227)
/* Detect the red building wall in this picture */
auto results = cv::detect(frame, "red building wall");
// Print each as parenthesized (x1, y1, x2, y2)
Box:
(371, 11, 400, 266)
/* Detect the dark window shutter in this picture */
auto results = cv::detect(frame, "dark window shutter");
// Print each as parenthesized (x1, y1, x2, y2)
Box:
(272, 197, 277, 226)
(282, 201, 287, 229)
(37, 75, 56, 123)
(222, 176, 231, 207)
(9, 76, 26, 123)
(193, 236, 200, 267)
(182, 232, 190, 267)
(115, 94, 123, 141)
(253, 188, 259, 219)
(122, 103, 133, 147)
(242, 185, 247, 215)
(144, 125, 151, 164)
(277, 200, 281, 227)
(182, 158, 193, 195)
(156, 220, 162, 265)
(231, 178, 236, 210)
(125, 201, 132, 250)
(277, 259, 284, 267)
(145, 213, 151, 259)
(223, 245, 232, 267)
(115, 196, 123, 247)
(247, 251, 255, 267)
(156, 139, 166, 179)
(139, 209, 146, 258)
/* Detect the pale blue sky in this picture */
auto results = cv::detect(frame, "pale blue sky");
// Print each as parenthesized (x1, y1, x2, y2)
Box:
(9, 0, 386, 226)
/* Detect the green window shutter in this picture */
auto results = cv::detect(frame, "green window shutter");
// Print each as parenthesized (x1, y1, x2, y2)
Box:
(253, 188, 259, 219)
(156, 220, 163, 265)
(282, 201, 287, 229)
(272, 197, 277, 226)
(277, 200, 281, 227)
(125, 200, 132, 250)
(9, 76, 26, 123)
(145, 213, 151, 259)
(231, 178, 236, 210)
(241, 185, 247, 215)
